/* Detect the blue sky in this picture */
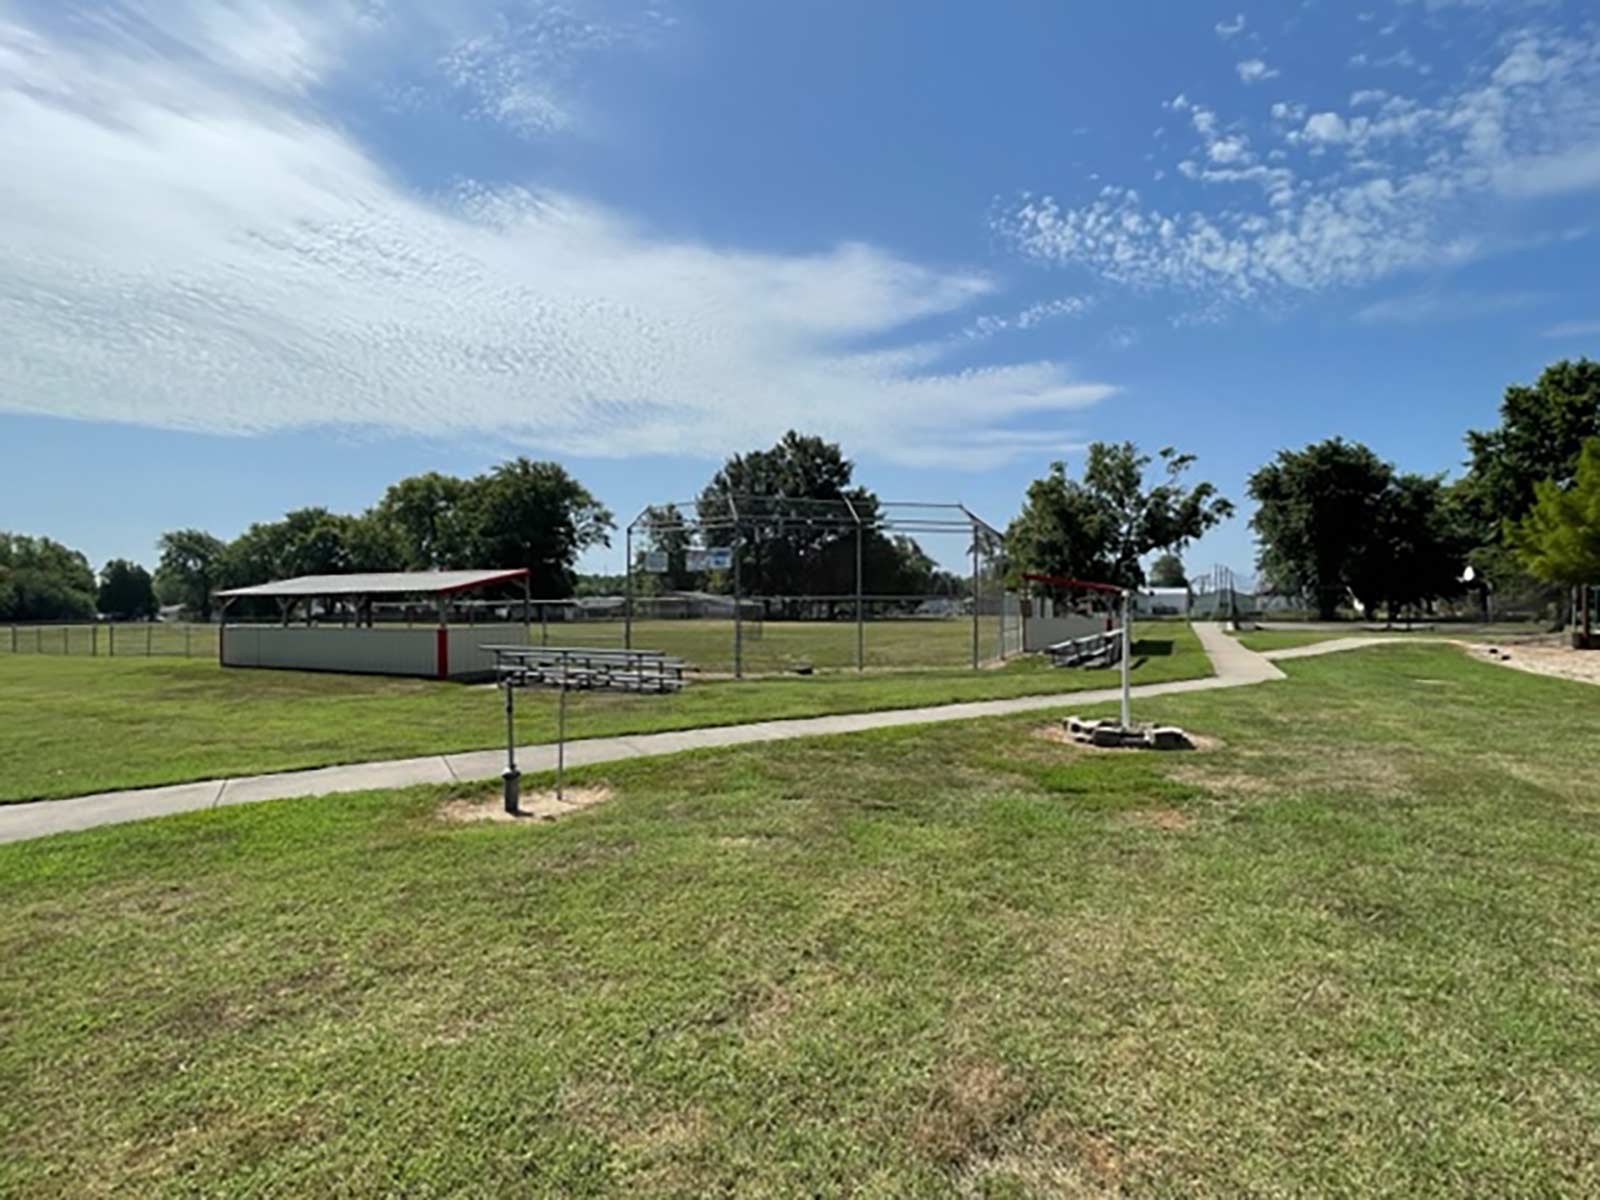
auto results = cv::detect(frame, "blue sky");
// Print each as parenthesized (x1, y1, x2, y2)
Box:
(3, 0, 1598, 582)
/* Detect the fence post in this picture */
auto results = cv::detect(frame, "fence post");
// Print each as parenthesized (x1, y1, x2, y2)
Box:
(9, 626, 14, 654)
(37, 627, 42, 653)
(186, 624, 192, 657)
(109, 624, 115, 656)
(147, 624, 153, 656)
(93, 624, 98, 657)
(63, 626, 69, 655)
(970, 541, 980, 670)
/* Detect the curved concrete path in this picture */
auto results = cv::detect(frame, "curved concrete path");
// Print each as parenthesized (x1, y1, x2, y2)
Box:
(1, 623, 1290, 844)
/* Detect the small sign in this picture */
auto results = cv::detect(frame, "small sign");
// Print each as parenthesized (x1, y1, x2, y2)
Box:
(685, 549, 709, 572)
(706, 547, 733, 571)
(642, 551, 669, 573)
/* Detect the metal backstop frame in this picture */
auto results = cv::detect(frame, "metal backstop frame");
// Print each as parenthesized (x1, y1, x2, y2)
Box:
(623, 496, 1007, 678)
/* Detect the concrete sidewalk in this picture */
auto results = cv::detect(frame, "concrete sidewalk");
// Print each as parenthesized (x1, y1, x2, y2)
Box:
(0, 623, 1279, 844)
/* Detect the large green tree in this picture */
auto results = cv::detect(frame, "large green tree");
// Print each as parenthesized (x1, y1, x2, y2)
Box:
(463, 458, 613, 597)
(97, 559, 158, 620)
(1251, 440, 1466, 621)
(1008, 442, 1232, 589)
(1348, 474, 1469, 623)
(1458, 359, 1600, 620)
(691, 431, 939, 606)
(372, 472, 473, 570)
(0, 533, 97, 621)
(1249, 439, 1395, 620)
(1463, 359, 1600, 532)
(1508, 436, 1600, 642)
(154, 529, 227, 621)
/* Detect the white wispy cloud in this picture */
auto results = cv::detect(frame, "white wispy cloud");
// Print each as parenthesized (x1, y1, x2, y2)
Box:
(960, 295, 1095, 339)
(1355, 289, 1545, 323)
(1215, 14, 1246, 39)
(1542, 319, 1600, 338)
(1236, 58, 1280, 84)
(0, 1, 1114, 469)
(995, 28, 1600, 302)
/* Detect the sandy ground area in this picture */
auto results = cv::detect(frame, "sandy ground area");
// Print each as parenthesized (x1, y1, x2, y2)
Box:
(1470, 640, 1600, 687)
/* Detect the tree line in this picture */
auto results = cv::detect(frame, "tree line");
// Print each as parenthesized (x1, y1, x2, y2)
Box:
(1246, 358, 1599, 622)
(5, 357, 1595, 627)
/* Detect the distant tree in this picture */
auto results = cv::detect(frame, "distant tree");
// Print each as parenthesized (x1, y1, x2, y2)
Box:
(154, 529, 227, 621)
(1008, 442, 1231, 589)
(0, 533, 97, 621)
(97, 559, 158, 620)
(373, 472, 473, 570)
(463, 458, 613, 598)
(1508, 436, 1600, 641)
(696, 431, 872, 602)
(633, 504, 698, 593)
(1149, 552, 1188, 588)
(1249, 439, 1394, 620)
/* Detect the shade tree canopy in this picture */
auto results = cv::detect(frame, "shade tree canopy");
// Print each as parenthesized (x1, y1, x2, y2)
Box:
(1509, 436, 1600, 590)
(1007, 442, 1232, 589)
(0, 533, 98, 622)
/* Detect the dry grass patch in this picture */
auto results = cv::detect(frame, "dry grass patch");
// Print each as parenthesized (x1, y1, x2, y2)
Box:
(910, 1058, 1030, 1168)
(1121, 806, 1195, 831)
(961, 1113, 1130, 1199)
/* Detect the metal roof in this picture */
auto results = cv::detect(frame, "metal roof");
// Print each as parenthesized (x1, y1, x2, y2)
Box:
(215, 569, 529, 599)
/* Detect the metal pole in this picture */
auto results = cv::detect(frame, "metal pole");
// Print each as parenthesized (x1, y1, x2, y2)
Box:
(523, 575, 532, 646)
(502, 675, 520, 815)
(185, 624, 191, 657)
(64, 626, 69, 655)
(855, 523, 864, 672)
(146, 624, 152, 656)
(109, 624, 114, 656)
(733, 532, 744, 679)
(557, 682, 567, 803)
(540, 603, 548, 647)
(624, 525, 634, 650)
(971, 540, 980, 670)
(1120, 589, 1132, 727)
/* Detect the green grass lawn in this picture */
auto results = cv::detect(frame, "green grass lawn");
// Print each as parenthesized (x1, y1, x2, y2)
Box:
(0, 625, 1206, 803)
(3, 643, 1598, 1194)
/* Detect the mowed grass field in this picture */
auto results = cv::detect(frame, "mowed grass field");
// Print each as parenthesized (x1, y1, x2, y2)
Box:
(3, 644, 1599, 1194)
(0, 624, 1205, 803)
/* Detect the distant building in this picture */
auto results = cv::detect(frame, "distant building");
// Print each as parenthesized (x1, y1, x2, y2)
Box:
(1132, 587, 1190, 617)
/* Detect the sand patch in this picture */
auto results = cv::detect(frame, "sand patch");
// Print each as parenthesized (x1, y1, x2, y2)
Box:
(1472, 641, 1600, 687)
(438, 785, 613, 824)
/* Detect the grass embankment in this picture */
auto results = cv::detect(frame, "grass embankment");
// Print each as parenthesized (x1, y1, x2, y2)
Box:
(3, 644, 1599, 1194)
(0, 626, 1206, 803)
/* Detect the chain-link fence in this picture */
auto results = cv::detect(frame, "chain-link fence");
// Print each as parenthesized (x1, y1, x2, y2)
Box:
(524, 589, 1015, 676)
(1, 622, 221, 657)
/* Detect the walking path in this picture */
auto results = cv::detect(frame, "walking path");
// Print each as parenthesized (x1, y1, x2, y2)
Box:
(2, 623, 1289, 844)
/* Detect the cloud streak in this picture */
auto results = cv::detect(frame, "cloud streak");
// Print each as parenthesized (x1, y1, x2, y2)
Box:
(0, 1, 1113, 469)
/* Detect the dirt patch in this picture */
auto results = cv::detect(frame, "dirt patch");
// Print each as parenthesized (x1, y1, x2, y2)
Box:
(437, 785, 613, 824)
(1165, 766, 1277, 800)
(1122, 807, 1194, 831)
(1471, 641, 1600, 687)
